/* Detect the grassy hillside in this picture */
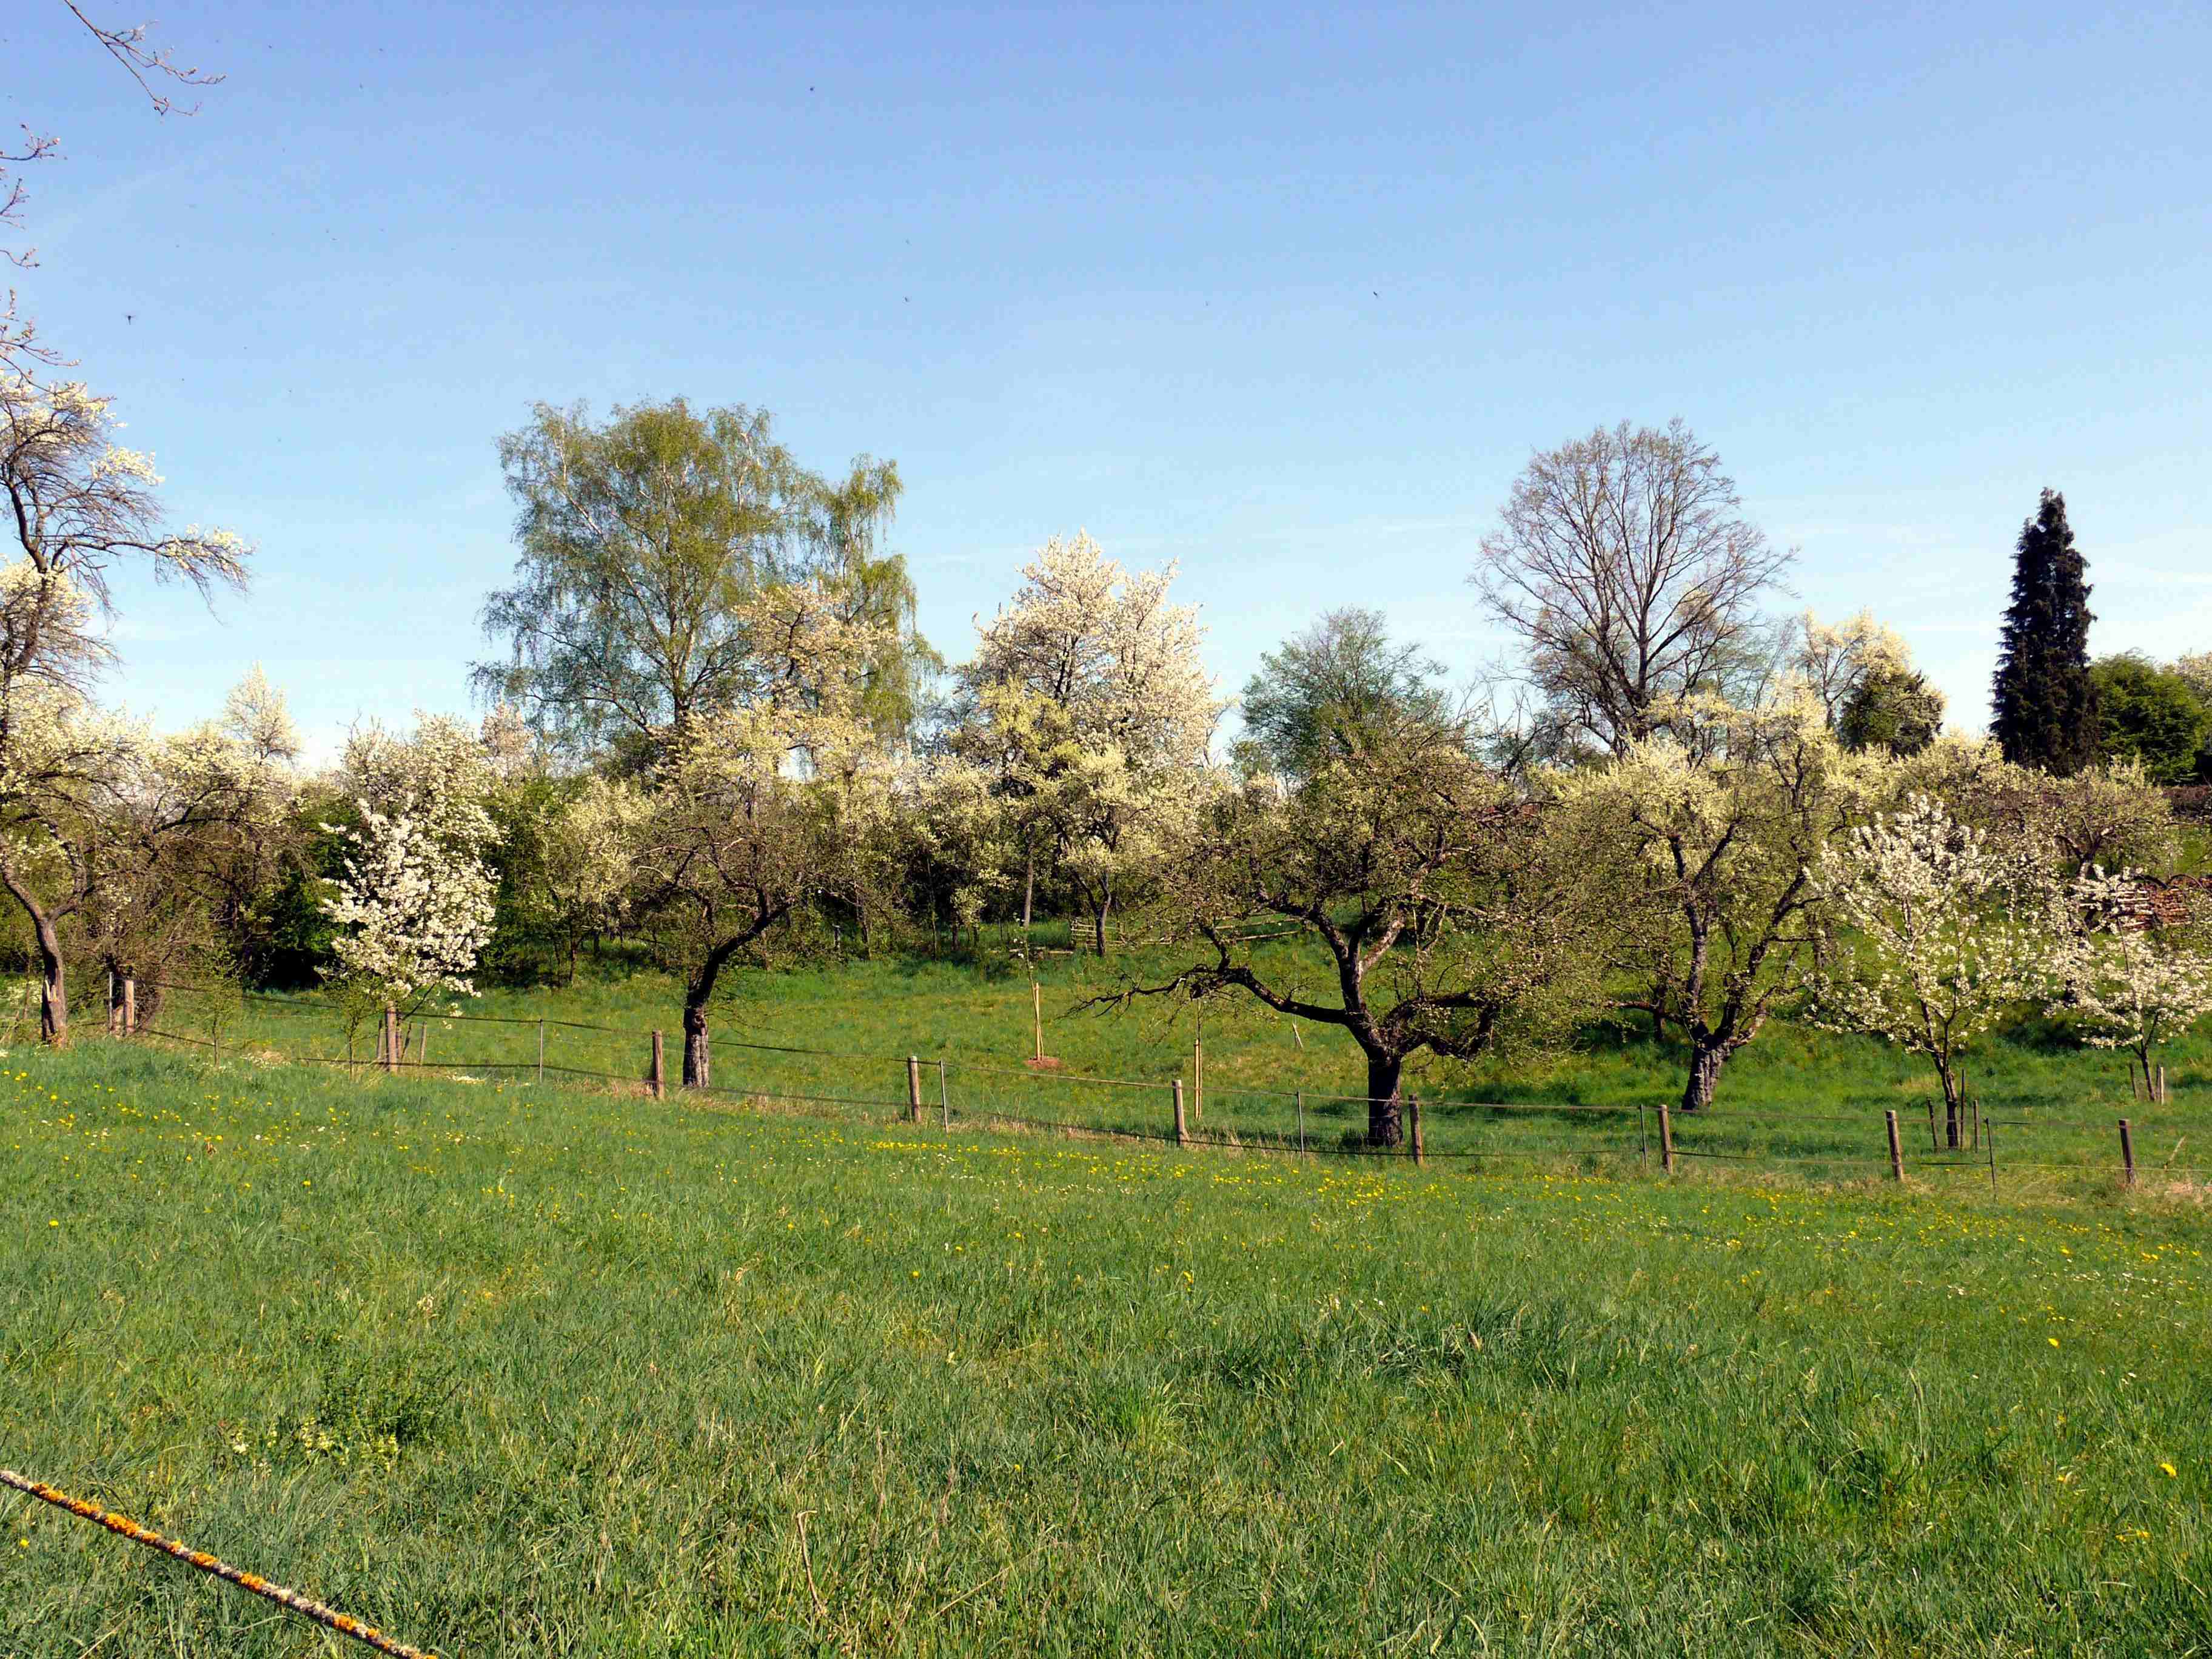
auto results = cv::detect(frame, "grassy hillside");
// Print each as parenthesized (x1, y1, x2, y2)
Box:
(3, 1039, 2208, 1655)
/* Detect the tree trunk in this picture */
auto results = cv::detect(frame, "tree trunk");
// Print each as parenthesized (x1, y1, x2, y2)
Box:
(1936, 1057, 1962, 1150)
(1022, 846, 1036, 932)
(0, 863, 68, 1048)
(1679, 1037, 1726, 1114)
(1365, 1051, 1404, 1148)
(1093, 893, 1112, 957)
(683, 998, 711, 1089)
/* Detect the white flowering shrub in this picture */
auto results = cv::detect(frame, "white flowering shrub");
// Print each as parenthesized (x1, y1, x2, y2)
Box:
(2048, 869, 2212, 1098)
(323, 716, 498, 1011)
(1810, 793, 2056, 1144)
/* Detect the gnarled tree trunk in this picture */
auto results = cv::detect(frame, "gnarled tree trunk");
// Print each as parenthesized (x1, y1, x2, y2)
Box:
(0, 862, 69, 1049)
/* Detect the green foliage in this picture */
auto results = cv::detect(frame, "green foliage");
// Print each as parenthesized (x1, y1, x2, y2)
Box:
(1837, 664, 1946, 756)
(2091, 652, 2211, 785)
(477, 398, 934, 760)
(1236, 606, 1453, 780)
(1991, 489, 2099, 774)
(5, 1041, 2210, 1655)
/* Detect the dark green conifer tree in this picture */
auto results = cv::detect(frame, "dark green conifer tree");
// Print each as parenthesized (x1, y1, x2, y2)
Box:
(1991, 489, 2098, 774)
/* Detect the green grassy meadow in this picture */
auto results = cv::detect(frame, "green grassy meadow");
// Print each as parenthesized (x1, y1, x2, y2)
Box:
(4, 991, 2211, 1654)
(90, 937, 2212, 1186)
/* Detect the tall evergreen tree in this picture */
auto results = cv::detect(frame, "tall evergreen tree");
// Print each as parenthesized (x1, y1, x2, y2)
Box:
(1991, 489, 2098, 774)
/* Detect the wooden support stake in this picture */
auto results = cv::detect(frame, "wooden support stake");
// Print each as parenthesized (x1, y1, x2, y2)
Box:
(2119, 1117, 2136, 1187)
(2158, 1063, 2167, 1104)
(939, 1059, 950, 1130)
(1296, 1089, 1306, 1153)
(107, 971, 116, 1036)
(1886, 1109, 1904, 1181)
(1032, 981, 1044, 1064)
(907, 1055, 923, 1125)
(1173, 1079, 1188, 1148)
(122, 978, 135, 1037)
(417, 1022, 427, 1068)
(536, 1017, 545, 1085)
(382, 1006, 397, 1074)
(1639, 1103, 1649, 1170)
(1408, 1094, 1425, 1167)
(210, 1011, 220, 1067)
(1658, 1102, 1675, 1175)
(650, 1030, 665, 1099)
(1988, 1118, 1998, 1193)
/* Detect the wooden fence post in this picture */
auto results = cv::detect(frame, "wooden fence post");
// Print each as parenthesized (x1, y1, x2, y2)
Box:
(1173, 1079, 1188, 1148)
(122, 978, 135, 1037)
(1658, 1102, 1675, 1175)
(1885, 1110, 1903, 1181)
(536, 1018, 545, 1085)
(418, 1022, 427, 1069)
(1408, 1095, 1425, 1167)
(107, 971, 116, 1036)
(907, 1056, 923, 1125)
(2119, 1117, 2136, 1187)
(382, 1006, 397, 1074)
(2157, 1064, 2167, 1105)
(1296, 1090, 1306, 1153)
(651, 1031, 665, 1099)
(938, 1059, 949, 1130)
(1638, 1103, 1649, 1170)
(1031, 982, 1043, 1064)
(210, 1009, 220, 1067)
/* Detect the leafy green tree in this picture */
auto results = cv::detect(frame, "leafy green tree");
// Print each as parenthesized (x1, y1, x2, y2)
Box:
(477, 398, 933, 762)
(1991, 489, 2097, 774)
(1838, 665, 1946, 756)
(2090, 654, 2210, 784)
(1236, 607, 1452, 781)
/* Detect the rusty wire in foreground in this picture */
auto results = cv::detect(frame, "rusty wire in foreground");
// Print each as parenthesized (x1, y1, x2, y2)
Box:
(0, 1469, 438, 1658)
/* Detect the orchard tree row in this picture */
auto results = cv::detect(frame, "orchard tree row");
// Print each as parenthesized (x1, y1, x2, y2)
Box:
(3, 384, 2208, 1145)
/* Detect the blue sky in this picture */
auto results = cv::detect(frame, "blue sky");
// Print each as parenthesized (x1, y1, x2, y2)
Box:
(10, 1, 2209, 757)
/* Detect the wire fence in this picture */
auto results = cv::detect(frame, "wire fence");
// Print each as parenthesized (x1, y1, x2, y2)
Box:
(64, 973, 2205, 1194)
